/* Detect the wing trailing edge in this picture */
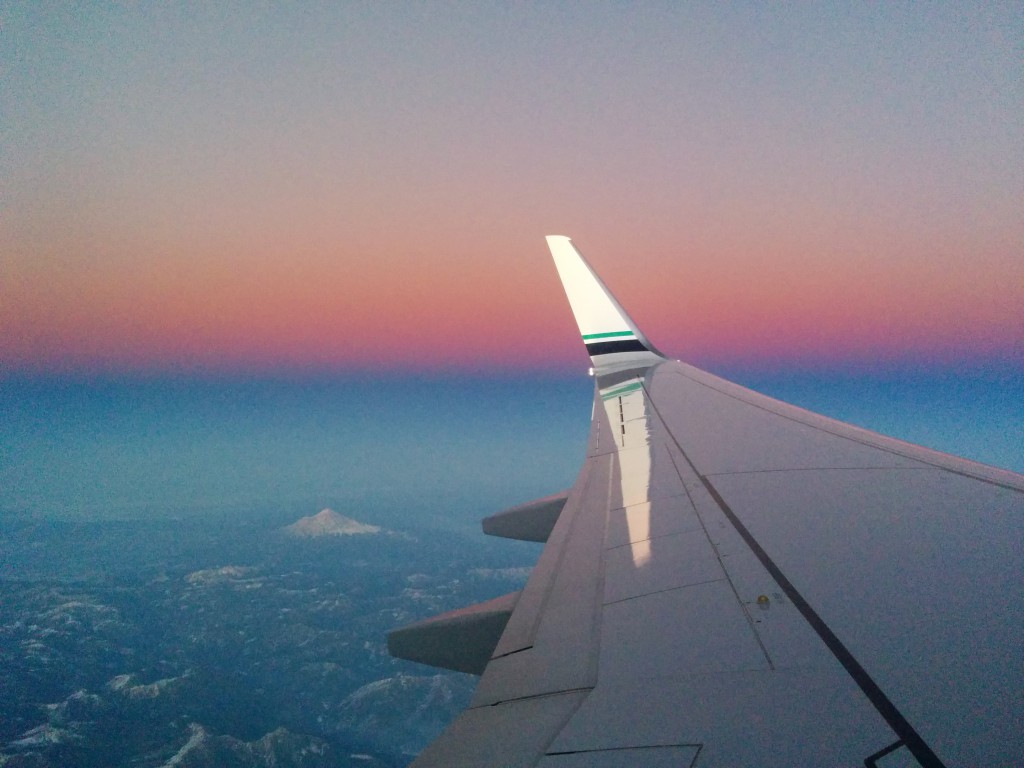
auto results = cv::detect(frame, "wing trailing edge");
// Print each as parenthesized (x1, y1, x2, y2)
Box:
(387, 591, 519, 675)
(482, 490, 569, 542)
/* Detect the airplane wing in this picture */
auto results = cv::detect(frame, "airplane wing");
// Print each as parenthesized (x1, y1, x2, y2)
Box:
(388, 236, 1023, 767)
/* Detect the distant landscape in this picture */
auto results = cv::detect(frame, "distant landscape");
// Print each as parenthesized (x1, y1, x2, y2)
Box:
(0, 509, 537, 767)
(0, 375, 580, 767)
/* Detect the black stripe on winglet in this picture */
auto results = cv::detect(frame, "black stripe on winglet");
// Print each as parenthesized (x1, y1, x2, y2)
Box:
(585, 339, 648, 355)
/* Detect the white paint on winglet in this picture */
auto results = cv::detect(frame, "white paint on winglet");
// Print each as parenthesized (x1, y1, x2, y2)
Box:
(546, 235, 664, 366)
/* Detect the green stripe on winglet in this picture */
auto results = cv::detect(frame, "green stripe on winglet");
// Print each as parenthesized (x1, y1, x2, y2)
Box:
(582, 330, 634, 340)
(600, 381, 643, 400)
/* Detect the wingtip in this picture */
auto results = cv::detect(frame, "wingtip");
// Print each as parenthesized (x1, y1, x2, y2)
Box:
(546, 236, 665, 369)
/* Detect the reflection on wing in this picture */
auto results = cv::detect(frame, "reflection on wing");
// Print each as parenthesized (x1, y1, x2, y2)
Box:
(599, 374, 654, 567)
(388, 237, 1024, 767)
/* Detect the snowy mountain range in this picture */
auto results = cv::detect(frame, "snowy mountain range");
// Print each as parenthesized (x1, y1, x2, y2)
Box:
(283, 509, 382, 538)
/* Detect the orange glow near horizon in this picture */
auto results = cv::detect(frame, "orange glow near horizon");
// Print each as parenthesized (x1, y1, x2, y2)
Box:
(4, 224, 1021, 375)
(3, 5, 1021, 376)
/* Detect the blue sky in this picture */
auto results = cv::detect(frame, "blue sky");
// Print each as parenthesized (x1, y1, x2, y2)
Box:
(2, 369, 1020, 528)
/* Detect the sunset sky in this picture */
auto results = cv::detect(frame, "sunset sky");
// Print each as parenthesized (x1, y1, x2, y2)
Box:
(2, 3, 1021, 375)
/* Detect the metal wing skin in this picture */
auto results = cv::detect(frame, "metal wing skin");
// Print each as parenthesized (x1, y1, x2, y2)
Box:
(390, 237, 1023, 767)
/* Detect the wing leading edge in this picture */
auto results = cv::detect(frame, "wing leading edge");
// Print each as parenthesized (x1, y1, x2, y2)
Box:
(389, 237, 1024, 767)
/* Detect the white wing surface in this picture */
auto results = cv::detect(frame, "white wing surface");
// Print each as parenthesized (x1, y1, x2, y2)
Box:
(389, 237, 1023, 767)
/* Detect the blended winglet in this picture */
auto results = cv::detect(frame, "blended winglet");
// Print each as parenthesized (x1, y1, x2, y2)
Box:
(546, 235, 664, 370)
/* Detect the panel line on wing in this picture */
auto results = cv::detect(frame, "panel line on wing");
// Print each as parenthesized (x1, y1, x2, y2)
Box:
(490, 645, 533, 660)
(643, 375, 949, 768)
(467, 686, 596, 709)
(865, 740, 908, 766)
(546, 743, 703, 754)
(604, 525, 706, 551)
(543, 743, 704, 767)
(672, 367, 1024, 493)
(601, 577, 727, 607)
(662, 443, 777, 671)
(704, 466, 947, 477)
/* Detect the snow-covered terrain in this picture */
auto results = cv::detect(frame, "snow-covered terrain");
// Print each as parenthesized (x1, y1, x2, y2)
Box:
(284, 509, 382, 538)
(0, 514, 533, 767)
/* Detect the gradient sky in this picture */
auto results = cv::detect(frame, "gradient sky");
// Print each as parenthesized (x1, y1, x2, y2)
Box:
(2, 3, 1022, 375)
